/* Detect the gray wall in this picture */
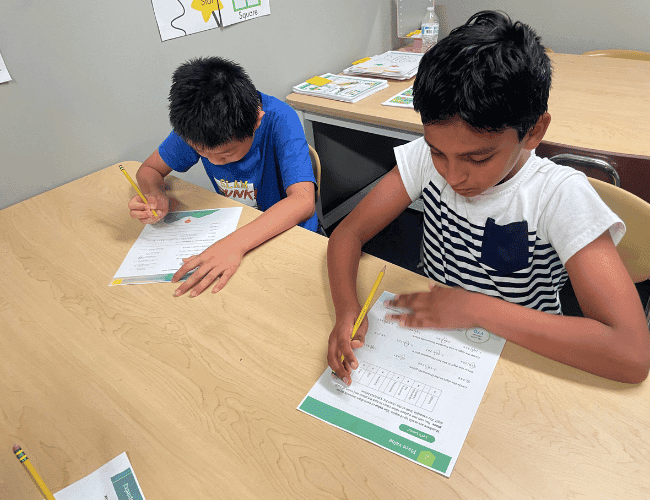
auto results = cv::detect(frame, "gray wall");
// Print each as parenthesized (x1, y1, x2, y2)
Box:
(0, 0, 391, 209)
(3, 1, 649, 209)
(438, 1, 650, 54)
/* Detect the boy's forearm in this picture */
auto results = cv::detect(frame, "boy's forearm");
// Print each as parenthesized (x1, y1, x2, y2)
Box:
(327, 226, 364, 317)
(467, 292, 650, 383)
(136, 164, 167, 196)
(224, 190, 314, 256)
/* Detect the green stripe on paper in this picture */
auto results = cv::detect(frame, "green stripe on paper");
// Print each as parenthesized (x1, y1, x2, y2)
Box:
(300, 397, 451, 473)
(111, 468, 144, 500)
(112, 273, 175, 284)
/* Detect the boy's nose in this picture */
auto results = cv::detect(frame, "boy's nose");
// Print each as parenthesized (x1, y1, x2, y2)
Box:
(444, 161, 468, 187)
(206, 155, 225, 165)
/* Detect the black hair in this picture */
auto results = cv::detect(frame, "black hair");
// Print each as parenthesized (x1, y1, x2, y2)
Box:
(168, 56, 261, 148)
(413, 10, 552, 140)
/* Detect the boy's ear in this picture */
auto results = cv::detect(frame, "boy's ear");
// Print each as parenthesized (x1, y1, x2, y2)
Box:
(254, 108, 265, 131)
(523, 113, 551, 150)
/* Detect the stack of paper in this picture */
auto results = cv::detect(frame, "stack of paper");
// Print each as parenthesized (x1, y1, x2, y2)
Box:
(343, 51, 424, 80)
(292, 74, 388, 103)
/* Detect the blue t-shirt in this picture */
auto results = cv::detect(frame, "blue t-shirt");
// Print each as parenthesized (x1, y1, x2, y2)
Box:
(158, 92, 318, 232)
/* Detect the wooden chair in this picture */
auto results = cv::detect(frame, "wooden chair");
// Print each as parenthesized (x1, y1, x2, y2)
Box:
(550, 153, 620, 186)
(588, 178, 650, 284)
(308, 144, 321, 200)
(581, 49, 650, 61)
(590, 178, 650, 324)
(308, 144, 327, 236)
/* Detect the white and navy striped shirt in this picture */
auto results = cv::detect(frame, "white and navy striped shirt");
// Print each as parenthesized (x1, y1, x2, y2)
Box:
(396, 138, 624, 314)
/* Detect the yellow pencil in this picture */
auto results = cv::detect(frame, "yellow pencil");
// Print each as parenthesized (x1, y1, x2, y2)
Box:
(119, 164, 158, 217)
(13, 445, 56, 500)
(342, 265, 386, 362)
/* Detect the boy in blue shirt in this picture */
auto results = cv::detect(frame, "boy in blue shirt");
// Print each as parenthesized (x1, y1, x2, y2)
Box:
(327, 11, 650, 384)
(128, 57, 317, 297)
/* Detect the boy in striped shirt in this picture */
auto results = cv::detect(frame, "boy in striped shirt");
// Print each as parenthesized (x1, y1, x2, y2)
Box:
(327, 11, 650, 384)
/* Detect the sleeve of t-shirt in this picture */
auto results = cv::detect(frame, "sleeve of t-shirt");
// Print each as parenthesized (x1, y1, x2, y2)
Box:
(158, 130, 200, 173)
(395, 137, 430, 202)
(539, 171, 625, 265)
(271, 107, 316, 191)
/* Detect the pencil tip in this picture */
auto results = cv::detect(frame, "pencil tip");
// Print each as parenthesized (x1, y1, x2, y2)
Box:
(382, 265, 386, 271)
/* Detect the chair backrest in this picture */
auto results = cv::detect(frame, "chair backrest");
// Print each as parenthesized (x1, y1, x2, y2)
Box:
(308, 144, 321, 199)
(588, 177, 650, 282)
(581, 49, 650, 61)
(550, 153, 620, 186)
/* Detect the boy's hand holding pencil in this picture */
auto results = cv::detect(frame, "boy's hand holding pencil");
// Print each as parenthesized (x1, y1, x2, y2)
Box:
(127, 191, 169, 224)
(328, 308, 369, 385)
(121, 164, 169, 224)
(328, 266, 385, 386)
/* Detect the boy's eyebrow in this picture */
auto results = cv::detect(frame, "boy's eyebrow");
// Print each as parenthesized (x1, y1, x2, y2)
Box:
(424, 138, 497, 156)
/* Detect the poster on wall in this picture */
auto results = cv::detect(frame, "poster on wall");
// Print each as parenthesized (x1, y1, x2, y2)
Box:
(151, 0, 271, 41)
(0, 50, 12, 83)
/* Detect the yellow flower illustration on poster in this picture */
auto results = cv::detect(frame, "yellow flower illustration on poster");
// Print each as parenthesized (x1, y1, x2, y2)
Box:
(191, 0, 224, 23)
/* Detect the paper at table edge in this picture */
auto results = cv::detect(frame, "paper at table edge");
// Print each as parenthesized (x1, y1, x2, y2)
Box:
(53, 452, 146, 499)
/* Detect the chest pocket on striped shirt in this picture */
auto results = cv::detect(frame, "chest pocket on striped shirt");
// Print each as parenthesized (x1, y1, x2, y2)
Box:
(480, 218, 530, 274)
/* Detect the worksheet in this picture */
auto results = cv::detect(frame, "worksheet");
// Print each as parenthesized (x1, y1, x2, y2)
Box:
(299, 291, 506, 477)
(111, 208, 242, 285)
(53, 452, 145, 499)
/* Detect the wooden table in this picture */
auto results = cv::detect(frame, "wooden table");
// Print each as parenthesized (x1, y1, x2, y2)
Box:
(287, 53, 650, 204)
(1, 162, 649, 499)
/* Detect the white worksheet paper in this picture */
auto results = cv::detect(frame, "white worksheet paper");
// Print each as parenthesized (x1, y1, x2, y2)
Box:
(111, 208, 242, 285)
(299, 291, 505, 477)
(53, 452, 145, 500)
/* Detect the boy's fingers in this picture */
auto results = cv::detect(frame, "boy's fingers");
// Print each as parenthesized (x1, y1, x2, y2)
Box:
(128, 195, 147, 209)
(327, 340, 347, 377)
(387, 294, 404, 308)
(130, 210, 148, 220)
(172, 258, 200, 285)
(352, 318, 369, 342)
(211, 268, 235, 293)
(339, 344, 358, 371)
(189, 272, 218, 297)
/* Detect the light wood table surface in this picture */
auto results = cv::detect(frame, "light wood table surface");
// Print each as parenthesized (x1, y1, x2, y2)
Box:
(287, 53, 650, 157)
(1, 162, 649, 499)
